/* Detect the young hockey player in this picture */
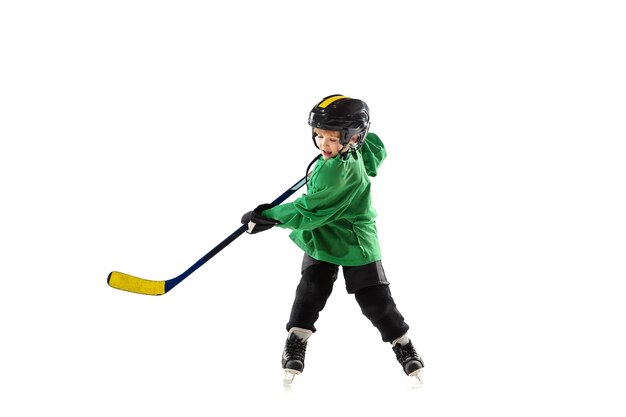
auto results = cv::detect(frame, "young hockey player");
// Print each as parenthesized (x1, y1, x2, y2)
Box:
(241, 94, 424, 384)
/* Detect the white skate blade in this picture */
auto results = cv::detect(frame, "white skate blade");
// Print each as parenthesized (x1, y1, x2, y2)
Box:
(283, 369, 300, 385)
(409, 368, 424, 384)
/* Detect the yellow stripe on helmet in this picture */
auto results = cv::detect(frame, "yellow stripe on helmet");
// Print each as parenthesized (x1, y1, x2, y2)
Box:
(318, 95, 349, 109)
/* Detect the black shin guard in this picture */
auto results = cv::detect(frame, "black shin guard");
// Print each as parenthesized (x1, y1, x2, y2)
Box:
(286, 258, 338, 332)
(354, 285, 410, 342)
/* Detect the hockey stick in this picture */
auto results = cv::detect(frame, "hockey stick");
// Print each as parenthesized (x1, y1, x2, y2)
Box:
(107, 175, 308, 296)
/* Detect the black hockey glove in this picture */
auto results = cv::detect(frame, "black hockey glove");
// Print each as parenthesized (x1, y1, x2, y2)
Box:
(241, 203, 279, 234)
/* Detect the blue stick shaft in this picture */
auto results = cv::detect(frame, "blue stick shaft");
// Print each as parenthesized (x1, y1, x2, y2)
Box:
(164, 175, 307, 293)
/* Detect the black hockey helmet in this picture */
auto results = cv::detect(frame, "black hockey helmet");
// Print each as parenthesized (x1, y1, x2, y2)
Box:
(308, 94, 370, 149)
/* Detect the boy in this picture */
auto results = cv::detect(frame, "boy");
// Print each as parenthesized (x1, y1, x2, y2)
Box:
(241, 94, 424, 383)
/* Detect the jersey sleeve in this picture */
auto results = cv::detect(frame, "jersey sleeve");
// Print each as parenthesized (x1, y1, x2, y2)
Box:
(262, 158, 363, 231)
(361, 132, 387, 177)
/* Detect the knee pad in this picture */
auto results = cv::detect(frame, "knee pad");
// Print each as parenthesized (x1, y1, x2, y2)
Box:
(296, 263, 337, 298)
(354, 285, 396, 320)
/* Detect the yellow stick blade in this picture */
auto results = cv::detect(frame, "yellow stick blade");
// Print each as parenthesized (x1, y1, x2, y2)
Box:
(108, 271, 166, 296)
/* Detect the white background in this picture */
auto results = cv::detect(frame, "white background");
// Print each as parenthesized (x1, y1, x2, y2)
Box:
(1, 1, 625, 415)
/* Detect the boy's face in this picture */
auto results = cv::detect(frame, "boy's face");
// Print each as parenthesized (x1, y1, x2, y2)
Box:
(314, 128, 346, 160)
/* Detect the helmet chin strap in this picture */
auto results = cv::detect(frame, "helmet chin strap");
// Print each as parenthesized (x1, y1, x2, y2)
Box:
(305, 154, 322, 189)
(339, 142, 357, 160)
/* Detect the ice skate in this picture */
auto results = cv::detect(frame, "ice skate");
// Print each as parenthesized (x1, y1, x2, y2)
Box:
(281, 327, 312, 384)
(392, 336, 424, 383)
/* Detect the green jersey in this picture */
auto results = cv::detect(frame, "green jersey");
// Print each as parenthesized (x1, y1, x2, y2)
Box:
(263, 132, 387, 266)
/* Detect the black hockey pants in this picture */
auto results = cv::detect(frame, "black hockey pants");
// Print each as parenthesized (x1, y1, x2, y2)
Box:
(286, 254, 410, 343)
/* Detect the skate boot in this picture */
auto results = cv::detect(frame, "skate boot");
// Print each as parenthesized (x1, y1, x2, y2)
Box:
(282, 327, 312, 384)
(392, 334, 424, 382)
